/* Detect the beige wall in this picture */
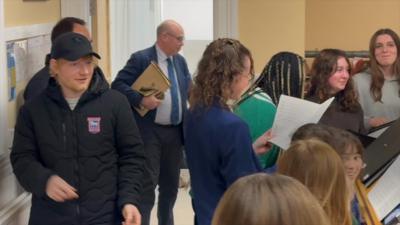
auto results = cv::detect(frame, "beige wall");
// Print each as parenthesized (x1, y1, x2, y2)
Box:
(4, 0, 60, 27)
(92, 0, 111, 81)
(238, 0, 305, 74)
(306, 0, 400, 51)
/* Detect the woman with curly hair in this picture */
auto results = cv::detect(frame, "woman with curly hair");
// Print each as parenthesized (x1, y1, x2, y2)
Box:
(307, 48, 366, 134)
(353, 28, 400, 130)
(184, 38, 271, 225)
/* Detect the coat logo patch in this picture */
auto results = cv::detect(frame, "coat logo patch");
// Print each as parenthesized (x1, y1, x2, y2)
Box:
(87, 117, 101, 134)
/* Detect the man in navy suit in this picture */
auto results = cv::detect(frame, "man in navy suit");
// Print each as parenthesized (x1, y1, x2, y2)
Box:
(111, 20, 191, 225)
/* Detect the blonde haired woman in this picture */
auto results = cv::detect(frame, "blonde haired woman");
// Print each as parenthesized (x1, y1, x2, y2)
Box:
(212, 173, 329, 225)
(277, 139, 352, 225)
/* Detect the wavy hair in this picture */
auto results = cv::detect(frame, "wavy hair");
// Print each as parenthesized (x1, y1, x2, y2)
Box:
(212, 173, 330, 225)
(277, 139, 352, 225)
(189, 38, 254, 110)
(307, 49, 359, 112)
(368, 28, 400, 101)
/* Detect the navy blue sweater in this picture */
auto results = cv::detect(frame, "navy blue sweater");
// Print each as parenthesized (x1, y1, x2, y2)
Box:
(184, 104, 262, 225)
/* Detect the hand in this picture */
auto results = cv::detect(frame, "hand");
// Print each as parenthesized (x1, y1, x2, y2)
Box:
(140, 94, 162, 110)
(252, 130, 273, 155)
(369, 117, 389, 127)
(122, 204, 141, 225)
(46, 175, 78, 202)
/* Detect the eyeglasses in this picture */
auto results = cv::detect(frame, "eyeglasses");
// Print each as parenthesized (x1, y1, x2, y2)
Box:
(245, 73, 255, 82)
(166, 32, 185, 42)
(243, 73, 255, 82)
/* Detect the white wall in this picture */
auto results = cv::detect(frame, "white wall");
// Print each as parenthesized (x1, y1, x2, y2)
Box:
(162, 0, 213, 74)
(162, 0, 213, 40)
(109, 0, 161, 78)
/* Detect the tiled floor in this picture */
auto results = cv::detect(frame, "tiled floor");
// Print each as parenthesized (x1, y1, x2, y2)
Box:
(150, 169, 194, 225)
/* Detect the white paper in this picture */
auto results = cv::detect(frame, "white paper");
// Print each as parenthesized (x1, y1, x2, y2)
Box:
(269, 95, 334, 149)
(368, 155, 400, 220)
(27, 35, 51, 78)
(368, 127, 388, 138)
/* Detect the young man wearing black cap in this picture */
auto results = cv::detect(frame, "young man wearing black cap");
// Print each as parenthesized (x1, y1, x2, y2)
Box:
(11, 32, 145, 225)
(23, 17, 91, 102)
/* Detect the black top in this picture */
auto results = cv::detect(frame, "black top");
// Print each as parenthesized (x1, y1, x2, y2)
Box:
(307, 95, 367, 134)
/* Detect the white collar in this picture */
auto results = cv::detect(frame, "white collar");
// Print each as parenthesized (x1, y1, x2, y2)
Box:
(156, 44, 170, 62)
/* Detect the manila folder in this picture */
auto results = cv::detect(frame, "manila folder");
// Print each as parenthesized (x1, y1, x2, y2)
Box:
(131, 61, 170, 116)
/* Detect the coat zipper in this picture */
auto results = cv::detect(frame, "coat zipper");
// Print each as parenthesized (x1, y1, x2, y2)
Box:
(72, 112, 81, 225)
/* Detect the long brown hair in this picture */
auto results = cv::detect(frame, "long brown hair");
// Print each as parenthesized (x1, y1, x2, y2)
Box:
(277, 139, 352, 225)
(189, 38, 254, 110)
(212, 173, 330, 225)
(307, 49, 359, 112)
(368, 28, 400, 101)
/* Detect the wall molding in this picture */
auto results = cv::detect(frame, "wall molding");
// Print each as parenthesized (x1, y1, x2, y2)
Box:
(0, 192, 31, 225)
(0, 152, 12, 179)
(0, 0, 8, 155)
(4, 22, 54, 42)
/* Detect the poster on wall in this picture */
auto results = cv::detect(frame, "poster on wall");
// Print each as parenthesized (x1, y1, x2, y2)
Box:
(27, 35, 51, 77)
(6, 43, 16, 102)
(13, 40, 28, 82)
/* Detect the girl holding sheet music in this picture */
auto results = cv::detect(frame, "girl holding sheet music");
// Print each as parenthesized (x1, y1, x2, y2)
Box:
(306, 48, 366, 134)
(184, 38, 272, 225)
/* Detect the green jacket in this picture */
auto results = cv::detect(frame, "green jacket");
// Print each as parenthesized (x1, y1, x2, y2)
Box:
(234, 88, 279, 168)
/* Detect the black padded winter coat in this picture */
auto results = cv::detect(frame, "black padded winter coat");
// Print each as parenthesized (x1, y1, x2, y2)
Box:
(11, 69, 145, 225)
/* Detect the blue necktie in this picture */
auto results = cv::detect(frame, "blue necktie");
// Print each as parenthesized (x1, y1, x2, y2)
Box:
(167, 58, 180, 125)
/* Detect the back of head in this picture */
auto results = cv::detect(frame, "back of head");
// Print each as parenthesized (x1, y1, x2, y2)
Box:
(212, 173, 330, 225)
(292, 123, 364, 158)
(51, 17, 86, 43)
(277, 139, 351, 225)
(292, 123, 343, 152)
(292, 123, 333, 143)
(258, 51, 305, 104)
(189, 38, 254, 109)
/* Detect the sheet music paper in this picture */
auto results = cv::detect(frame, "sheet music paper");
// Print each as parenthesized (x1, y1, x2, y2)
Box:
(368, 155, 400, 220)
(269, 95, 334, 149)
(368, 127, 388, 138)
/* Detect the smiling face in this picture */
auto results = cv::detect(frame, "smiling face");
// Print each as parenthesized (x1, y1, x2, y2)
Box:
(327, 57, 350, 94)
(374, 34, 398, 69)
(341, 146, 363, 182)
(50, 56, 95, 98)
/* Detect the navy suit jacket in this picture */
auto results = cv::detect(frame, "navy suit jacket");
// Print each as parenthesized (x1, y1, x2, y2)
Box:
(111, 45, 191, 137)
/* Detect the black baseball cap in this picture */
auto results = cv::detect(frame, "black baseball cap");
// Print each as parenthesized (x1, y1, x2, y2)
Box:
(50, 32, 101, 61)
